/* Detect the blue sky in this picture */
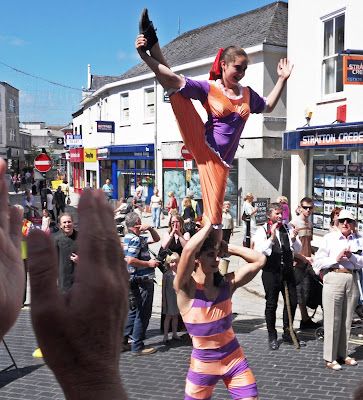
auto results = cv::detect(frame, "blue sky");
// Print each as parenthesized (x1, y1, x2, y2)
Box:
(0, 0, 277, 125)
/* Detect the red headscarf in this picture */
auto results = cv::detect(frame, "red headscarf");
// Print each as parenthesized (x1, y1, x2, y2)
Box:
(209, 48, 224, 80)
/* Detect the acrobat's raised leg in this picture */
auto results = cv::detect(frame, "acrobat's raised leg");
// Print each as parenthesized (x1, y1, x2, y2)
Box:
(136, 9, 229, 227)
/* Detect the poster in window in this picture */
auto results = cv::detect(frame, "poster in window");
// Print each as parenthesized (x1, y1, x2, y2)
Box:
(346, 191, 358, 204)
(358, 222, 363, 233)
(335, 190, 346, 203)
(313, 214, 323, 229)
(323, 216, 331, 230)
(359, 176, 363, 189)
(313, 174, 324, 187)
(325, 164, 335, 173)
(313, 187, 324, 201)
(336, 165, 346, 173)
(346, 206, 357, 219)
(324, 174, 335, 187)
(335, 175, 346, 188)
(358, 208, 363, 221)
(346, 176, 358, 189)
(324, 189, 335, 202)
(314, 200, 323, 214)
(335, 204, 345, 211)
(314, 164, 325, 173)
(348, 164, 359, 173)
(324, 202, 334, 215)
(359, 192, 363, 206)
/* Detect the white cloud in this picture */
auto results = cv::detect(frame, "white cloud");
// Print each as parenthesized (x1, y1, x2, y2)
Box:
(0, 36, 26, 46)
(117, 50, 140, 61)
(10, 38, 25, 46)
(117, 51, 127, 60)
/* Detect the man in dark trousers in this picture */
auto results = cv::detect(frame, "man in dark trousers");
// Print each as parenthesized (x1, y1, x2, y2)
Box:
(54, 213, 78, 292)
(54, 185, 66, 219)
(254, 202, 306, 350)
(123, 212, 160, 355)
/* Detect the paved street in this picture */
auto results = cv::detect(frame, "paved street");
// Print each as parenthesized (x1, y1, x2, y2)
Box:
(3, 191, 363, 399)
(1, 309, 362, 399)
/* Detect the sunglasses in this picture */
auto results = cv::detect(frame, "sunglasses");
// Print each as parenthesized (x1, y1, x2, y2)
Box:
(338, 218, 354, 224)
(301, 206, 314, 210)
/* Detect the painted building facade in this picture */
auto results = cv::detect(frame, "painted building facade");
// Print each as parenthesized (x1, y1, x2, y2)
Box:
(285, 0, 363, 236)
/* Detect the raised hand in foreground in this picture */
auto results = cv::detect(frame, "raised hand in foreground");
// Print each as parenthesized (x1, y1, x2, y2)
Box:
(28, 189, 129, 400)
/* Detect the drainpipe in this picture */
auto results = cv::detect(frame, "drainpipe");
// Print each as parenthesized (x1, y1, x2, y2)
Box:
(153, 78, 158, 188)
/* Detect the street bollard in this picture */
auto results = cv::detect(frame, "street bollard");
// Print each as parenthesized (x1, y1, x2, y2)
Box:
(245, 216, 251, 248)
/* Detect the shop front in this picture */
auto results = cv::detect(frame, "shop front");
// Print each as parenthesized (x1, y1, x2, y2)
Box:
(84, 148, 98, 188)
(162, 158, 238, 218)
(97, 144, 154, 203)
(69, 148, 85, 193)
(284, 121, 363, 234)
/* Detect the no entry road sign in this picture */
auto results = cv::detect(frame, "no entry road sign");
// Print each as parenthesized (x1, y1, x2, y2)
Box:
(181, 145, 193, 160)
(34, 153, 52, 173)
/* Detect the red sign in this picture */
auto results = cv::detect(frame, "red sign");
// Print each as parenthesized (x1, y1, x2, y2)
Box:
(69, 148, 84, 163)
(181, 145, 193, 160)
(34, 153, 52, 173)
(31, 216, 42, 227)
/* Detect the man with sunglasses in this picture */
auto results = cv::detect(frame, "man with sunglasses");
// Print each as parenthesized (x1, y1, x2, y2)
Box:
(290, 197, 320, 330)
(313, 210, 363, 370)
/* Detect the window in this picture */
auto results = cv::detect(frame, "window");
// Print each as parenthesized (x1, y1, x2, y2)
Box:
(9, 98, 15, 112)
(0, 125, 2, 143)
(144, 88, 154, 120)
(103, 99, 108, 120)
(120, 93, 129, 123)
(10, 128, 16, 141)
(322, 13, 345, 95)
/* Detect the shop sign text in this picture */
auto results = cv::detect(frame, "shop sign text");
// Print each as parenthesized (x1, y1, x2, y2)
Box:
(300, 131, 363, 147)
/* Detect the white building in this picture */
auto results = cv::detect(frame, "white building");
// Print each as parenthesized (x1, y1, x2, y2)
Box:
(285, 0, 363, 236)
(74, 2, 290, 221)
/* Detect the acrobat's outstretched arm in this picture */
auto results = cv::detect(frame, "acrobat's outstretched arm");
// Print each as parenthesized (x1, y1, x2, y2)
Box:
(136, 35, 184, 91)
(265, 58, 294, 112)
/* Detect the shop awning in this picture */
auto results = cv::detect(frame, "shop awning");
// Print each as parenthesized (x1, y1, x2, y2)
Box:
(97, 144, 155, 160)
(283, 121, 363, 150)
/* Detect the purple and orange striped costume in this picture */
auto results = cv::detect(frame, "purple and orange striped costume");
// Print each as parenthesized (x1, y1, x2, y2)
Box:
(181, 279, 258, 399)
(170, 77, 266, 226)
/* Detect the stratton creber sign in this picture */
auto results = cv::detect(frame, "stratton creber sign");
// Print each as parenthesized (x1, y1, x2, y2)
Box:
(283, 122, 363, 150)
(300, 131, 363, 147)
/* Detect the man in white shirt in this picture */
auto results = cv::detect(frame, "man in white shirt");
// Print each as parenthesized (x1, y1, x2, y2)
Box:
(254, 202, 304, 350)
(313, 209, 363, 370)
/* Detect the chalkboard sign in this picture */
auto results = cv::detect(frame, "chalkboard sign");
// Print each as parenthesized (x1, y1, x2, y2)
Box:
(253, 198, 269, 225)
